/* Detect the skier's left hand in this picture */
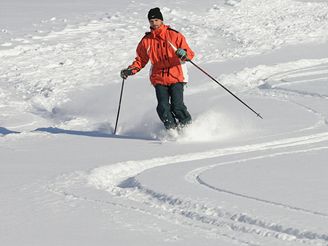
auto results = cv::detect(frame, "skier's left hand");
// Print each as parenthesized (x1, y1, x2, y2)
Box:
(175, 48, 188, 61)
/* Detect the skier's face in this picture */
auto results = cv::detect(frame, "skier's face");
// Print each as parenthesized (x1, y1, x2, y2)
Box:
(149, 19, 163, 29)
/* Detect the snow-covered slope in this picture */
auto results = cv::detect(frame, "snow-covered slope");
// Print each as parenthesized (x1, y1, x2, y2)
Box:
(1, 0, 328, 245)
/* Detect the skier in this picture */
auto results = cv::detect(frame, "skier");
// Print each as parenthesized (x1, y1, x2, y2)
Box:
(120, 7, 195, 130)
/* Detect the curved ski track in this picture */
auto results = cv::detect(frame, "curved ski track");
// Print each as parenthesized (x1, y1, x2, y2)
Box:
(50, 45, 328, 246)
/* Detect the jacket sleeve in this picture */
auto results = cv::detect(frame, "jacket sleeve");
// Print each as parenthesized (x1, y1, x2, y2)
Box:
(178, 33, 195, 60)
(128, 40, 149, 74)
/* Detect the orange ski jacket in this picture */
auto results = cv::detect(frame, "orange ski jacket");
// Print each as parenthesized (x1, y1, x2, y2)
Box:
(128, 24, 194, 86)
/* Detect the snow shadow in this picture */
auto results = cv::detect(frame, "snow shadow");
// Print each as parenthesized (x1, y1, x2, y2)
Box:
(0, 127, 20, 135)
(34, 127, 156, 141)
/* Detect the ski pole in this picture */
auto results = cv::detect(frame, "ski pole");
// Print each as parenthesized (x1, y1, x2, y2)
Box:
(187, 59, 263, 119)
(114, 78, 126, 135)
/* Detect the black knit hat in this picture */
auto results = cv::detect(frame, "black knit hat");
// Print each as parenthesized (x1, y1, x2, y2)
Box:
(148, 7, 163, 21)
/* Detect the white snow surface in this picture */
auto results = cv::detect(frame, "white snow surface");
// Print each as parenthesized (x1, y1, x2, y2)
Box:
(1, 0, 328, 245)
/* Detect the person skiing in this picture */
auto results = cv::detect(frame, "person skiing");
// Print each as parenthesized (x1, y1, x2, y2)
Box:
(120, 7, 195, 130)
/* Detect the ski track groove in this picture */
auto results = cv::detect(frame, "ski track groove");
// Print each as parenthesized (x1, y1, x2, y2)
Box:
(88, 130, 328, 193)
(47, 173, 258, 246)
(127, 180, 328, 245)
(191, 146, 328, 218)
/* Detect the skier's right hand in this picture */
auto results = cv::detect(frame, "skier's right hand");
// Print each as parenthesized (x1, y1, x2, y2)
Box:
(120, 68, 134, 79)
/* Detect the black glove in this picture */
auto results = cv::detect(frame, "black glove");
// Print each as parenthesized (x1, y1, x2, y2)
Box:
(120, 68, 134, 79)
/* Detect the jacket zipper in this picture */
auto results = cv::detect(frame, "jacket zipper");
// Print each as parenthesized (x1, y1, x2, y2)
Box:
(163, 41, 170, 78)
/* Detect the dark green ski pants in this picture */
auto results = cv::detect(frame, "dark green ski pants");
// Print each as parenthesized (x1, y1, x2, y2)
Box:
(155, 82, 192, 129)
